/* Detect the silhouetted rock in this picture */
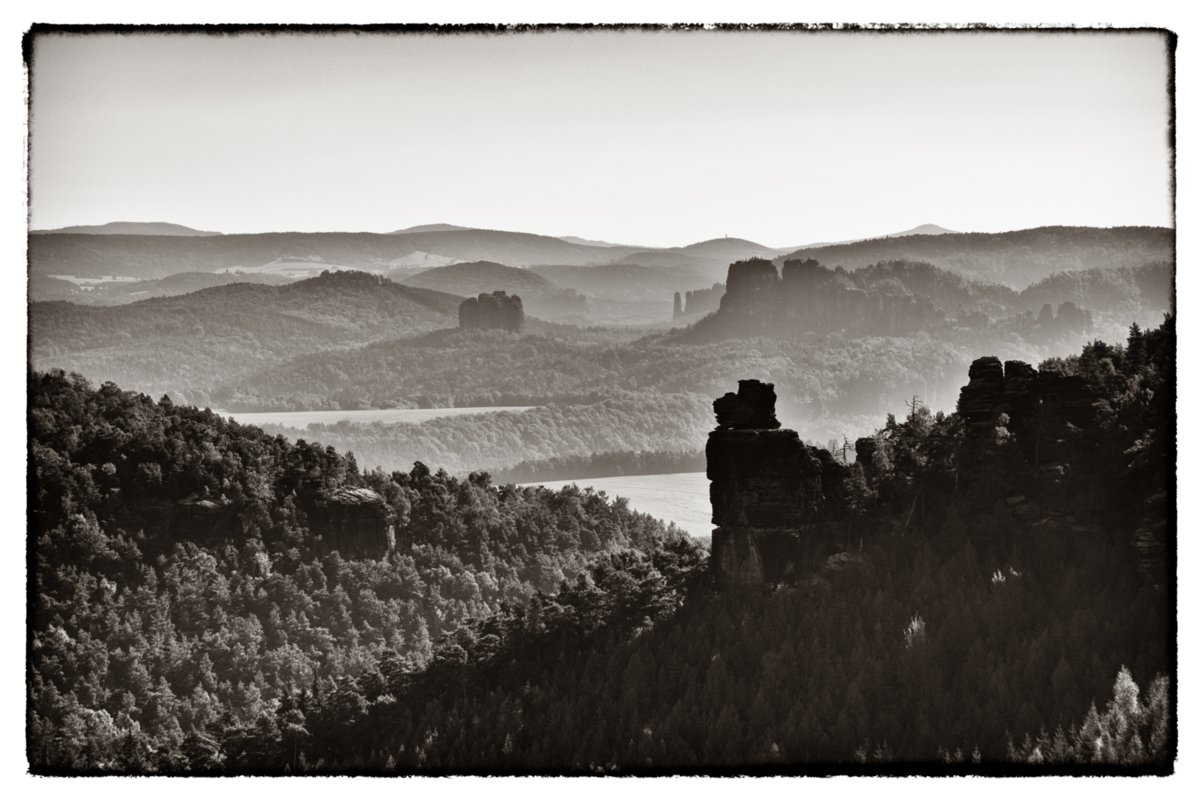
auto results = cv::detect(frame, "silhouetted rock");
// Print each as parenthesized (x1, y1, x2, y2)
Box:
(458, 291, 525, 332)
(956, 356, 1006, 425)
(698, 257, 944, 339)
(708, 381, 852, 587)
(677, 283, 724, 317)
(713, 379, 781, 430)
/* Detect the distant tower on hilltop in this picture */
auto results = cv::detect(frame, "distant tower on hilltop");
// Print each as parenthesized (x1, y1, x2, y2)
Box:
(673, 291, 683, 319)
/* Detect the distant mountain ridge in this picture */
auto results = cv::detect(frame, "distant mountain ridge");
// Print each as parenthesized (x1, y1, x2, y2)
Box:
(886, 223, 957, 237)
(389, 223, 472, 234)
(32, 221, 223, 236)
(28, 229, 645, 281)
(778, 225, 1173, 288)
(29, 222, 1172, 291)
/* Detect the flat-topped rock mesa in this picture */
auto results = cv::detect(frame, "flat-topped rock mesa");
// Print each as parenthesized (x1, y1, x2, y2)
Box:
(458, 291, 525, 332)
(708, 380, 852, 587)
(706, 257, 939, 337)
(312, 487, 398, 559)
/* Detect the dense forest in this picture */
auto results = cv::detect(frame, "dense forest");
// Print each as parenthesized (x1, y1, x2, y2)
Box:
(28, 318, 1174, 773)
(28, 371, 690, 772)
(490, 449, 707, 484)
(262, 318, 1171, 774)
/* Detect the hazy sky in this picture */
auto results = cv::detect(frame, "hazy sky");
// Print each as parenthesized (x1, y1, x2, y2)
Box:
(28, 28, 1172, 246)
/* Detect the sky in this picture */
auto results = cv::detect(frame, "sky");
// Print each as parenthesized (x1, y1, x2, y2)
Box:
(27, 28, 1173, 247)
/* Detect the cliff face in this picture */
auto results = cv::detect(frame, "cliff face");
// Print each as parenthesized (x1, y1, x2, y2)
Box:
(673, 283, 725, 320)
(458, 291, 525, 332)
(708, 380, 851, 587)
(703, 258, 941, 338)
(314, 487, 397, 559)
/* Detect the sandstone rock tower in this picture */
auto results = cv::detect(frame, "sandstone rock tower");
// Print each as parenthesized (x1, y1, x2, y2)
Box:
(708, 380, 827, 587)
(458, 291, 525, 332)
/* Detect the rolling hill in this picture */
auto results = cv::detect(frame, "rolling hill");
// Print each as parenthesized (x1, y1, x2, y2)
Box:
(777, 226, 1173, 288)
(532, 263, 716, 300)
(28, 270, 293, 305)
(31, 221, 224, 236)
(399, 260, 557, 297)
(30, 269, 460, 404)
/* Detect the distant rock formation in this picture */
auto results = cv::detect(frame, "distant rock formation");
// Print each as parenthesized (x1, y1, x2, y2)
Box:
(316, 487, 397, 559)
(458, 291, 525, 332)
(674, 283, 724, 319)
(697, 258, 940, 338)
(708, 380, 849, 587)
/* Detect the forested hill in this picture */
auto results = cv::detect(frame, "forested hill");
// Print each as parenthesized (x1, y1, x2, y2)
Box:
(28, 319, 1174, 773)
(779, 226, 1173, 288)
(29, 271, 293, 306)
(398, 261, 557, 296)
(29, 368, 694, 773)
(281, 318, 1174, 774)
(29, 270, 461, 406)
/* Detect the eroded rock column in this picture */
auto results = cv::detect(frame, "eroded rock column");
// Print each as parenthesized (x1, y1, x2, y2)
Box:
(708, 380, 822, 587)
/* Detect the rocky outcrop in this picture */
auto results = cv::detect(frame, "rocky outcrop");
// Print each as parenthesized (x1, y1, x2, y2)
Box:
(315, 487, 396, 559)
(458, 291, 525, 332)
(713, 379, 781, 430)
(718, 259, 778, 322)
(708, 381, 850, 587)
(677, 283, 725, 318)
(956, 357, 1007, 427)
(173, 495, 240, 541)
(956, 357, 1099, 434)
(704, 258, 943, 338)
